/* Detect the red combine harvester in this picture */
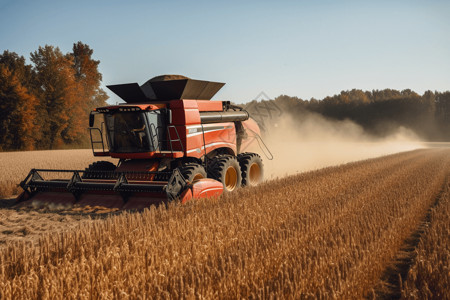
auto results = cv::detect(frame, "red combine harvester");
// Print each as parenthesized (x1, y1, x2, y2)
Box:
(17, 75, 267, 210)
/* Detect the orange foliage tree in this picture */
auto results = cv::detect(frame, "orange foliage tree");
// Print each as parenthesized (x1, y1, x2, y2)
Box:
(71, 42, 109, 113)
(0, 65, 40, 150)
(31, 45, 86, 148)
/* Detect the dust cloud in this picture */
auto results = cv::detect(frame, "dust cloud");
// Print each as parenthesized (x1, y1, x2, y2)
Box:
(251, 113, 424, 179)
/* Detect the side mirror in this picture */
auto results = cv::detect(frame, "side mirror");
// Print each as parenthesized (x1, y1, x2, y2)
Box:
(89, 112, 96, 127)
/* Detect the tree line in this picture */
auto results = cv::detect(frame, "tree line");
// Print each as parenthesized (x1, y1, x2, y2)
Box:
(247, 89, 450, 141)
(0, 42, 108, 151)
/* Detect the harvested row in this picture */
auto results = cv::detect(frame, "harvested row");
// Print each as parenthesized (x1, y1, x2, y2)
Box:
(401, 176, 450, 299)
(0, 149, 449, 299)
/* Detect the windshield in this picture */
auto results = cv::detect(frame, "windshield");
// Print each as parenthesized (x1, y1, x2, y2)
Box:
(104, 111, 164, 153)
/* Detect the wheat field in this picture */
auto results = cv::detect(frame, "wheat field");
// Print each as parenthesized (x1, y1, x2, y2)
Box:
(0, 148, 449, 299)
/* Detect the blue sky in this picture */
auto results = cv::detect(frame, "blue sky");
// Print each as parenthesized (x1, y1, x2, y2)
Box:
(0, 0, 449, 104)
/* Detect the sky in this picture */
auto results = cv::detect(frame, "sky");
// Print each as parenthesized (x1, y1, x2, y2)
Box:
(0, 0, 449, 104)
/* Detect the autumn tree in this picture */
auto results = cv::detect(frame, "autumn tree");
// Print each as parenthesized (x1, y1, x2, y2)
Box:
(31, 45, 85, 148)
(0, 50, 35, 90)
(62, 42, 108, 147)
(70, 42, 108, 112)
(0, 64, 40, 150)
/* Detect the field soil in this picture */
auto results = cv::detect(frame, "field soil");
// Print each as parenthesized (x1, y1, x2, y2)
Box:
(1, 148, 449, 298)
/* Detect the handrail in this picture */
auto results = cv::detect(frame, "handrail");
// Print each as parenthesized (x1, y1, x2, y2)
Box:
(167, 125, 184, 153)
(88, 127, 106, 154)
(152, 125, 184, 155)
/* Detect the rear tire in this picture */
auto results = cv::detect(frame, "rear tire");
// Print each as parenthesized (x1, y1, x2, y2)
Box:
(83, 161, 116, 179)
(238, 153, 264, 186)
(179, 163, 207, 183)
(207, 155, 242, 192)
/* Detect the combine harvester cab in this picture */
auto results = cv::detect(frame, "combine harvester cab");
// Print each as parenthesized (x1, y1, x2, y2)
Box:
(16, 75, 267, 211)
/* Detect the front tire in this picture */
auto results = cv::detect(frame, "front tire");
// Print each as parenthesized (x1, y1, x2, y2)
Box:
(179, 163, 207, 183)
(208, 155, 242, 192)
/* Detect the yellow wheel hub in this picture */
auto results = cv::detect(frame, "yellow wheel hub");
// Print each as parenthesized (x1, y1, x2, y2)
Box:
(224, 166, 238, 191)
(249, 163, 261, 186)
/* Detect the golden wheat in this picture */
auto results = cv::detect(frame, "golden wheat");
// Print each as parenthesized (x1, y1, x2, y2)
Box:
(0, 149, 448, 299)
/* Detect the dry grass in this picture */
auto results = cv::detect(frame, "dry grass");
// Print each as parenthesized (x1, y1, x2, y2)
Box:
(0, 148, 448, 299)
(401, 176, 450, 299)
(0, 149, 115, 198)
